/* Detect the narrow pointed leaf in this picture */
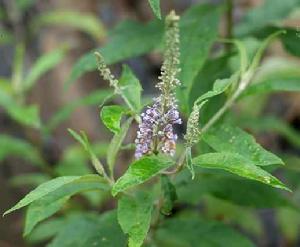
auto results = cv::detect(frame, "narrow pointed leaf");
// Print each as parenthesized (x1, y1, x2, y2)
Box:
(148, 0, 161, 19)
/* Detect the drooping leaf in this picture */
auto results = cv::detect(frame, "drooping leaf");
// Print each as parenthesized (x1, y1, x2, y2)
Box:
(24, 196, 69, 236)
(0, 135, 44, 167)
(155, 217, 254, 247)
(178, 4, 222, 111)
(66, 19, 164, 87)
(202, 123, 284, 166)
(100, 105, 127, 134)
(160, 175, 177, 215)
(46, 89, 113, 133)
(107, 118, 132, 176)
(119, 65, 142, 113)
(4, 175, 108, 215)
(148, 0, 161, 19)
(118, 193, 153, 247)
(23, 47, 68, 93)
(192, 152, 289, 191)
(48, 211, 126, 247)
(112, 155, 174, 196)
(31, 11, 106, 41)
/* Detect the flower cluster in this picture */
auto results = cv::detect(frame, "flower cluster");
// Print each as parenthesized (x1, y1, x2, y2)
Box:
(135, 11, 182, 159)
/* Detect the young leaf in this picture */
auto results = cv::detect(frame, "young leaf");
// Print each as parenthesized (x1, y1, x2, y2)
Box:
(100, 105, 127, 134)
(48, 211, 126, 247)
(160, 175, 177, 215)
(24, 196, 69, 236)
(192, 152, 290, 191)
(148, 0, 161, 19)
(202, 123, 284, 166)
(4, 175, 108, 215)
(46, 89, 113, 133)
(178, 4, 222, 111)
(119, 65, 142, 113)
(65, 19, 164, 87)
(118, 193, 153, 247)
(112, 155, 174, 196)
(107, 118, 132, 176)
(31, 11, 106, 41)
(23, 46, 68, 93)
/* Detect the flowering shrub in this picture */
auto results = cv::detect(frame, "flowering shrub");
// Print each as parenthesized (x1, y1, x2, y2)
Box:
(2, 0, 300, 246)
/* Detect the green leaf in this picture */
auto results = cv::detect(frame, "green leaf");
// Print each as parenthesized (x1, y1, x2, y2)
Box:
(185, 147, 195, 179)
(48, 211, 127, 247)
(203, 123, 284, 166)
(118, 193, 153, 247)
(193, 152, 290, 191)
(46, 89, 113, 133)
(0, 135, 44, 167)
(66, 19, 163, 87)
(178, 4, 222, 111)
(235, 0, 300, 36)
(112, 155, 174, 196)
(4, 175, 108, 215)
(176, 174, 293, 208)
(280, 28, 300, 57)
(68, 129, 106, 176)
(107, 118, 132, 176)
(24, 196, 69, 236)
(27, 218, 65, 244)
(23, 47, 68, 93)
(100, 105, 127, 134)
(160, 175, 177, 215)
(155, 217, 254, 247)
(31, 11, 106, 41)
(148, 0, 161, 19)
(119, 65, 142, 113)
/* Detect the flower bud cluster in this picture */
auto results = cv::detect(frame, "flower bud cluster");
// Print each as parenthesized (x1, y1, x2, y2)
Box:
(135, 11, 182, 159)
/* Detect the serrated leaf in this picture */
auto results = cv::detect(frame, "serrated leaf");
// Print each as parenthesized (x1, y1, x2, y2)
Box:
(193, 152, 290, 191)
(24, 47, 67, 93)
(107, 118, 132, 175)
(31, 10, 106, 41)
(0, 135, 44, 166)
(46, 89, 113, 133)
(23, 174, 108, 235)
(178, 4, 222, 111)
(48, 211, 126, 247)
(118, 193, 153, 247)
(155, 217, 254, 247)
(4, 175, 108, 215)
(148, 0, 161, 19)
(112, 155, 174, 196)
(119, 65, 142, 113)
(65, 19, 163, 87)
(100, 105, 127, 134)
(160, 175, 177, 215)
(203, 123, 284, 166)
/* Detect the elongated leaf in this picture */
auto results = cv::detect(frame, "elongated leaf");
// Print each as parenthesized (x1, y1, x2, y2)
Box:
(193, 152, 289, 191)
(107, 118, 132, 175)
(66, 19, 163, 87)
(148, 0, 161, 19)
(31, 11, 106, 41)
(4, 175, 108, 215)
(178, 4, 222, 111)
(100, 105, 127, 134)
(46, 89, 113, 133)
(203, 123, 284, 166)
(48, 211, 126, 247)
(112, 155, 174, 196)
(24, 196, 69, 236)
(118, 193, 153, 247)
(119, 65, 142, 113)
(23, 47, 67, 93)
(160, 175, 177, 215)
(0, 135, 44, 166)
(155, 217, 254, 247)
